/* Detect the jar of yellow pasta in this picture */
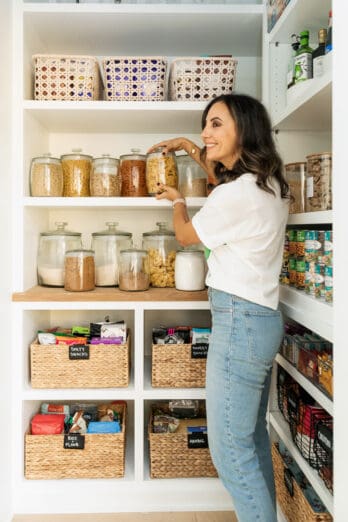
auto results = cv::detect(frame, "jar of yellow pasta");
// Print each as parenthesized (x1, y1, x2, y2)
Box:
(146, 147, 178, 195)
(61, 149, 92, 197)
(142, 222, 178, 288)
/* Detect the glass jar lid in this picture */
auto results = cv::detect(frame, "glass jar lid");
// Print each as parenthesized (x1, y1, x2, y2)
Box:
(92, 154, 119, 167)
(120, 148, 146, 161)
(142, 221, 175, 237)
(32, 153, 61, 164)
(40, 222, 81, 237)
(147, 146, 175, 157)
(61, 148, 92, 161)
(92, 222, 132, 237)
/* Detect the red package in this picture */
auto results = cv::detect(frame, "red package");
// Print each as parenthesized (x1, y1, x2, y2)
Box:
(31, 413, 65, 435)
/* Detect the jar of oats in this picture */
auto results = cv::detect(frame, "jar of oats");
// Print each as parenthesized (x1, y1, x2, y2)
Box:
(305, 152, 332, 212)
(61, 149, 92, 197)
(90, 154, 121, 197)
(146, 147, 178, 195)
(142, 222, 178, 288)
(119, 249, 150, 292)
(119, 148, 147, 197)
(64, 249, 95, 292)
(30, 153, 63, 197)
(177, 155, 207, 197)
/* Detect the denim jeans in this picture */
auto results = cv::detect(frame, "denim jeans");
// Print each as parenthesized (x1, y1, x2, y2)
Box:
(206, 288, 284, 522)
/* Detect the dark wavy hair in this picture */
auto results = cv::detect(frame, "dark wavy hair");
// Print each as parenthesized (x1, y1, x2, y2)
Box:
(200, 94, 290, 199)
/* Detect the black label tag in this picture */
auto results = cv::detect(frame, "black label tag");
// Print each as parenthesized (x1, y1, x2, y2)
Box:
(64, 433, 85, 450)
(69, 344, 89, 360)
(191, 343, 209, 359)
(284, 467, 294, 497)
(187, 432, 208, 449)
(317, 423, 333, 454)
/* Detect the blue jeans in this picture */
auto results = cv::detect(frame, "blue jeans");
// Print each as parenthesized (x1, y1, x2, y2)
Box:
(206, 288, 284, 522)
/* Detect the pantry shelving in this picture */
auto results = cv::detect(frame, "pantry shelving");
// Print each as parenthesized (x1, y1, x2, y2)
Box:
(287, 210, 332, 225)
(23, 196, 207, 209)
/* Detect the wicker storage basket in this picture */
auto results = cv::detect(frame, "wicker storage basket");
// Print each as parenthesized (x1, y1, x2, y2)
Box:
(33, 54, 101, 101)
(30, 335, 130, 388)
(148, 404, 217, 479)
(169, 56, 238, 101)
(25, 403, 126, 479)
(151, 343, 206, 388)
(102, 56, 167, 101)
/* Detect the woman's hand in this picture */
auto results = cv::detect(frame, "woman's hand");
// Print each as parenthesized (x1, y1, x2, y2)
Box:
(147, 137, 195, 155)
(155, 183, 183, 202)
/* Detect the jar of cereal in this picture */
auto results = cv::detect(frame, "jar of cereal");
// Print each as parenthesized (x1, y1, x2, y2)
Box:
(146, 147, 178, 195)
(119, 148, 147, 197)
(90, 155, 121, 197)
(30, 153, 63, 197)
(177, 155, 207, 197)
(142, 222, 178, 287)
(61, 149, 92, 197)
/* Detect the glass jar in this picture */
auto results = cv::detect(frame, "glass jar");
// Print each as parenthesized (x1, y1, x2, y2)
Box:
(90, 154, 121, 197)
(146, 147, 178, 195)
(177, 155, 207, 197)
(61, 149, 92, 197)
(142, 222, 178, 287)
(30, 153, 63, 197)
(174, 249, 206, 291)
(64, 249, 95, 292)
(91, 222, 133, 287)
(285, 162, 306, 214)
(305, 152, 332, 212)
(119, 148, 147, 197)
(37, 222, 82, 287)
(119, 249, 150, 292)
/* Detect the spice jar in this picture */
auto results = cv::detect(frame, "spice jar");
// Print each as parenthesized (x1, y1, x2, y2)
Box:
(90, 154, 121, 197)
(142, 222, 178, 287)
(119, 148, 147, 197)
(91, 222, 133, 287)
(175, 249, 206, 291)
(285, 162, 306, 214)
(146, 147, 178, 195)
(37, 222, 82, 287)
(64, 249, 95, 292)
(305, 152, 332, 212)
(30, 153, 63, 197)
(61, 149, 92, 197)
(119, 249, 150, 292)
(177, 155, 207, 197)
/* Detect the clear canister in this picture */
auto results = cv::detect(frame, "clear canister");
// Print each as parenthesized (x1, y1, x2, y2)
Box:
(142, 222, 178, 287)
(177, 155, 207, 197)
(91, 222, 133, 287)
(175, 249, 206, 291)
(119, 249, 150, 292)
(64, 249, 95, 292)
(119, 148, 147, 197)
(146, 147, 178, 195)
(61, 149, 92, 197)
(30, 153, 63, 197)
(90, 154, 121, 196)
(305, 152, 332, 212)
(285, 162, 306, 214)
(37, 222, 82, 287)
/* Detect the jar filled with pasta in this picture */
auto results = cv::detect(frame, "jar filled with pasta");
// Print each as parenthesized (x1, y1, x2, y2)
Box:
(146, 147, 178, 195)
(142, 222, 178, 288)
(177, 155, 207, 197)
(305, 152, 332, 212)
(61, 149, 92, 197)
(119, 148, 147, 197)
(285, 162, 306, 214)
(90, 154, 121, 197)
(30, 153, 63, 197)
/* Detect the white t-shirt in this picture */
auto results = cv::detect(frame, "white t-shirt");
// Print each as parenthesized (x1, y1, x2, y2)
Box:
(192, 173, 289, 310)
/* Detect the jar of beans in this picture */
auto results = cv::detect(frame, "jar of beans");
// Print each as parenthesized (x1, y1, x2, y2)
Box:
(119, 148, 147, 197)
(146, 147, 178, 195)
(61, 149, 92, 197)
(305, 152, 332, 212)
(30, 153, 63, 197)
(177, 155, 207, 197)
(64, 249, 95, 292)
(90, 154, 121, 197)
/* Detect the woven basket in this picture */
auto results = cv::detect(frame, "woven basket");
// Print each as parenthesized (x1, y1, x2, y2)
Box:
(33, 54, 101, 101)
(169, 56, 238, 101)
(102, 56, 167, 101)
(272, 443, 332, 522)
(148, 404, 217, 479)
(25, 403, 126, 479)
(30, 335, 130, 388)
(151, 343, 206, 388)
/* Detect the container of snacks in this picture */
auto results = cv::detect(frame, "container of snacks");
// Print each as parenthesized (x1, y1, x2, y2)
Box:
(37, 222, 82, 287)
(305, 152, 332, 212)
(30, 153, 63, 197)
(91, 222, 132, 287)
(142, 222, 178, 288)
(61, 149, 92, 197)
(284, 162, 306, 214)
(119, 248, 150, 292)
(177, 155, 207, 197)
(175, 249, 206, 291)
(119, 148, 147, 197)
(64, 249, 95, 292)
(90, 154, 121, 197)
(146, 147, 178, 195)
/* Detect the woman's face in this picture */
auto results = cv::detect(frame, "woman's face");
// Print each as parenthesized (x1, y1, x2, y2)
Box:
(201, 101, 239, 168)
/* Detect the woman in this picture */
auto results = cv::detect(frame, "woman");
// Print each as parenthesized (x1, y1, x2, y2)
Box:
(148, 94, 289, 522)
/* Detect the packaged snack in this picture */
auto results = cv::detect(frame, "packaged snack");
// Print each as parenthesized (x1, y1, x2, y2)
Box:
(41, 403, 70, 422)
(31, 413, 65, 435)
(69, 411, 87, 434)
(169, 399, 199, 418)
(153, 410, 180, 433)
(38, 332, 56, 345)
(70, 403, 98, 423)
(101, 322, 127, 342)
(56, 336, 88, 346)
(89, 336, 123, 345)
(192, 327, 211, 345)
(87, 421, 121, 434)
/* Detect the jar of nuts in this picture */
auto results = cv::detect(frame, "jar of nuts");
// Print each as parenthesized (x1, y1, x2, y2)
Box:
(142, 222, 178, 288)
(61, 149, 92, 197)
(30, 153, 63, 197)
(64, 249, 95, 292)
(177, 155, 207, 197)
(119, 249, 150, 292)
(90, 155, 121, 197)
(119, 148, 147, 197)
(146, 147, 178, 195)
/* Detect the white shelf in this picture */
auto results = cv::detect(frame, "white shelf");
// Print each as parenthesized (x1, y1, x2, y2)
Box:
(275, 354, 333, 415)
(287, 210, 332, 225)
(23, 196, 206, 209)
(279, 285, 332, 342)
(269, 411, 333, 515)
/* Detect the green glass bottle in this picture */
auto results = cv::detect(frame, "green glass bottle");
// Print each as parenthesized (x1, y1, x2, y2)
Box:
(294, 30, 313, 83)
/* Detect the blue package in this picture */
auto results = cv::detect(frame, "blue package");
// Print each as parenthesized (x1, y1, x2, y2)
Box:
(87, 421, 121, 434)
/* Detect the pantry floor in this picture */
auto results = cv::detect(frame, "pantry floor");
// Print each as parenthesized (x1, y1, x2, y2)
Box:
(12, 513, 237, 522)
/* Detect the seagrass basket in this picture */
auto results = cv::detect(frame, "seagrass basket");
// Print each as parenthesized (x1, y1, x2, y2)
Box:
(148, 403, 217, 479)
(30, 335, 130, 388)
(25, 403, 126, 480)
(151, 343, 206, 388)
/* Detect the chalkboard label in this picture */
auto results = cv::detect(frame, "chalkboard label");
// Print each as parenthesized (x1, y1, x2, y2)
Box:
(284, 467, 294, 497)
(187, 427, 208, 449)
(64, 433, 85, 450)
(69, 344, 89, 360)
(191, 343, 209, 359)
